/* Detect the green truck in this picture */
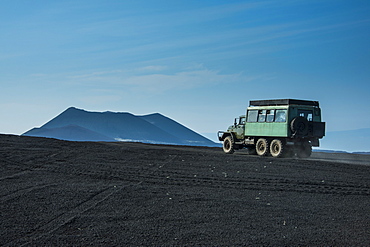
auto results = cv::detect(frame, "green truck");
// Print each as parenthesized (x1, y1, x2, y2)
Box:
(218, 99, 326, 158)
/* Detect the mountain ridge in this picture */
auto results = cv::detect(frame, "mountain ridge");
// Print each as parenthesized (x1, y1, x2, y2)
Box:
(23, 107, 218, 146)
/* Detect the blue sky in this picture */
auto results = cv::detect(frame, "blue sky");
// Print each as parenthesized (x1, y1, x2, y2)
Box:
(1, 0, 369, 143)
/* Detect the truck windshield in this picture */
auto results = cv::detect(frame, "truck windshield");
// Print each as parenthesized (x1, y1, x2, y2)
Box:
(239, 117, 246, 125)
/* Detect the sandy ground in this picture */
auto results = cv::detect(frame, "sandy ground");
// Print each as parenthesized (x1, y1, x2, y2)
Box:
(1, 134, 369, 246)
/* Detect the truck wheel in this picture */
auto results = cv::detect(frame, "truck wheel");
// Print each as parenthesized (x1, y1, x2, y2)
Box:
(223, 136, 235, 154)
(291, 116, 309, 136)
(270, 139, 285, 158)
(296, 141, 312, 158)
(256, 138, 269, 156)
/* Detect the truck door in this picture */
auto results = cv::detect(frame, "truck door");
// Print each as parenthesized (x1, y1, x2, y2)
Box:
(235, 116, 246, 140)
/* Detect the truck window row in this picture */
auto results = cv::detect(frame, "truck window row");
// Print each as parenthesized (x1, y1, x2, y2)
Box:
(247, 109, 287, 123)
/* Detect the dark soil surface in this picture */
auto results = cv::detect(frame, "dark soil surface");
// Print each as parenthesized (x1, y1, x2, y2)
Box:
(1, 134, 369, 246)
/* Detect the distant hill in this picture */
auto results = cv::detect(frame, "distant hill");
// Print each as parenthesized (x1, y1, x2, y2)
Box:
(22, 107, 218, 147)
(138, 113, 213, 146)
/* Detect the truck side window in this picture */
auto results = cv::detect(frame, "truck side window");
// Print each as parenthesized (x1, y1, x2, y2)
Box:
(275, 110, 287, 122)
(239, 117, 246, 125)
(266, 110, 275, 122)
(258, 110, 266, 122)
(247, 110, 258, 122)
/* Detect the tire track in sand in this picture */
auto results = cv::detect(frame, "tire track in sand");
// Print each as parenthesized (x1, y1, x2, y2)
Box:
(35, 157, 370, 196)
(4, 182, 141, 247)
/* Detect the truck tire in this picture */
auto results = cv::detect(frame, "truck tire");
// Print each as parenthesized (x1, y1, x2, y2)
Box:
(270, 139, 285, 158)
(296, 141, 312, 158)
(256, 138, 269, 156)
(291, 116, 309, 136)
(223, 136, 235, 154)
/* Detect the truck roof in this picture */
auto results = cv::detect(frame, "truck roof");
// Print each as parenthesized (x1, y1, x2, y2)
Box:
(249, 99, 319, 107)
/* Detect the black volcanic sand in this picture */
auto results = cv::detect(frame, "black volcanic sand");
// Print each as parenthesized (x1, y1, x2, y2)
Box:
(1, 135, 369, 246)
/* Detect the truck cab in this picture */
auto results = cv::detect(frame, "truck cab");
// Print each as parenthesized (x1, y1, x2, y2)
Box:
(227, 115, 246, 140)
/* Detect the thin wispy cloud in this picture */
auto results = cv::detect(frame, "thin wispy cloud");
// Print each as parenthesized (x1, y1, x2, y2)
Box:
(64, 66, 251, 94)
(121, 69, 242, 93)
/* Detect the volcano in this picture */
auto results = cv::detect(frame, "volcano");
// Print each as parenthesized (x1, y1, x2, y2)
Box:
(22, 107, 218, 146)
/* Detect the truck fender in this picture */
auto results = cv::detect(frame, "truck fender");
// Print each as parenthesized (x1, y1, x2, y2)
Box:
(218, 131, 235, 142)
